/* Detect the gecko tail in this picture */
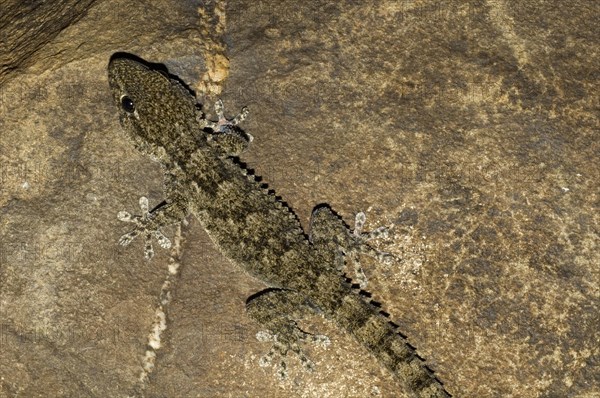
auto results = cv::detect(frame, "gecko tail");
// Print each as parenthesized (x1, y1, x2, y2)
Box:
(332, 293, 450, 398)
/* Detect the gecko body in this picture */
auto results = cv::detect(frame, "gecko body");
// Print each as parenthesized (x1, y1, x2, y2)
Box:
(107, 55, 450, 398)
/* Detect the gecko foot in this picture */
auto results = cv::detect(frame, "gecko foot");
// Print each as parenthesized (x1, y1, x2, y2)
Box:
(310, 207, 397, 289)
(247, 289, 329, 379)
(117, 196, 171, 260)
(256, 326, 330, 379)
(348, 212, 397, 288)
(201, 99, 251, 135)
(352, 212, 395, 262)
(201, 100, 253, 156)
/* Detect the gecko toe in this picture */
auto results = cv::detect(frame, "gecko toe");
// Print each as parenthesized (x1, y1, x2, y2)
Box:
(118, 230, 139, 246)
(153, 230, 172, 249)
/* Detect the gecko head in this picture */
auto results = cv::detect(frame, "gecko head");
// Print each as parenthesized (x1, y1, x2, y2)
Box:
(108, 55, 201, 162)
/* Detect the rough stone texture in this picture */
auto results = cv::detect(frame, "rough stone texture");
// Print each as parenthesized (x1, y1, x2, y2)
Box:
(0, 1, 598, 397)
(0, 0, 97, 84)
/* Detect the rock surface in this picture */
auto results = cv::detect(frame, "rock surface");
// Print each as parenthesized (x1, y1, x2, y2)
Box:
(0, 1, 598, 397)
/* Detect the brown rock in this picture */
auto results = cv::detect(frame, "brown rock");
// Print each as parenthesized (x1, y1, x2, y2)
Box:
(0, 0, 597, 397)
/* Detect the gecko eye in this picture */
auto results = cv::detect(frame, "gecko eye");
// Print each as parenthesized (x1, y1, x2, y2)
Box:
(120, 95, 135, 113)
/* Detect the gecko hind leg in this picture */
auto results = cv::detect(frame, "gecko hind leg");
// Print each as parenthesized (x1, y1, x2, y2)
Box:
(247, 289, 330, 379)
(309, 206, 395, 288)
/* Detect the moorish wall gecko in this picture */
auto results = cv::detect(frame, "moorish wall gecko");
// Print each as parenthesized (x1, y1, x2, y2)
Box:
(107, 54, 450, 398)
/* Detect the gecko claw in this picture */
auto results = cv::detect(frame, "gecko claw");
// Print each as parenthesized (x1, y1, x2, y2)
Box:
(117, 196, 172, 260)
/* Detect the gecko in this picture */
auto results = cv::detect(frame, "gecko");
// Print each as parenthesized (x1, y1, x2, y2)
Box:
(107, 54, 451, 398)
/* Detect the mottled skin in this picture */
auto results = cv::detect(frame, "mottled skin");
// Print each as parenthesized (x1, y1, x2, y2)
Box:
(107, 55, 450, 398)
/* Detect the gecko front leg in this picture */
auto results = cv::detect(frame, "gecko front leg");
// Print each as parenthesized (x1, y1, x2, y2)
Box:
(117, 172, 189, 259)
(117, 196, 171, 260)
(201, 100, 252, 157)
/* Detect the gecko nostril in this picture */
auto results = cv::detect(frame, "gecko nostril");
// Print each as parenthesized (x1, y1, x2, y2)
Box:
(120, 95, 135, 113)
